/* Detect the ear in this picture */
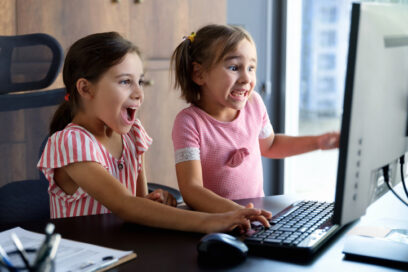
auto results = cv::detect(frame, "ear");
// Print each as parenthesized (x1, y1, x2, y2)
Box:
(191, 62, 205, 86)
(76, 78, 94, 99)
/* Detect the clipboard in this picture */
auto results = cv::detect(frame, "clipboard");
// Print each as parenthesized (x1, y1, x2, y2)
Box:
(98, 252, 137, 272)
(0, 227, 138, 272)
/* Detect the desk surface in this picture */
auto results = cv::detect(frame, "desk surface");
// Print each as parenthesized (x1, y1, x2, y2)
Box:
(1, 188, 407, 272)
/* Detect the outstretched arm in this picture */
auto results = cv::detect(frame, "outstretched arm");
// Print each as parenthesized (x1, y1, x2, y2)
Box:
(260, 132, 339, 159)
(59, 161, 261, 233)
(176, 160, 271, 227)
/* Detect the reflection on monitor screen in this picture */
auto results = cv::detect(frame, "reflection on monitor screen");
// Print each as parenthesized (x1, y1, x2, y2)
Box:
(334, 2, 408, 225)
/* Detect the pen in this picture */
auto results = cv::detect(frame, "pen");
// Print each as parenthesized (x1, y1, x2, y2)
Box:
(82, 256, 119, 272)
(34, 223, 55, 266)
(48, 234, 61, 260)
(10, 232, 31, 269)
(43, 234, 61, 272)
(0, 244, 14, 269)
(35, 233, 61, 272)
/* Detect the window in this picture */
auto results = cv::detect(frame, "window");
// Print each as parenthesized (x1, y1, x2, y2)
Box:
(320, 6, 338, 23)
(317, 54, 336, 70)
(317, 76, 336, 93)
(320, 31, 337, 47)
(286, 0, 352, 201)
(286, 0, 408, 200)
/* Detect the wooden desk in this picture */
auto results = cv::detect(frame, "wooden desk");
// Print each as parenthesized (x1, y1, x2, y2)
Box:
(1, 187, 407, 271)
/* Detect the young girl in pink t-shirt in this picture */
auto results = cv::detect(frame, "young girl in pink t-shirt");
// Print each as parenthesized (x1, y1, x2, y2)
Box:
(171, 24, 340, 225)
(37, 32, 262, 233)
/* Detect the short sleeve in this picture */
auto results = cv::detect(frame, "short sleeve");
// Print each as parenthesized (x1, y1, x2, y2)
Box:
(37, 128, 104, 171)
(252, 92, 273, 139)
(128, 119, 152, 155)
(172, 109, 201, 163)
(37, 126, 104, 201)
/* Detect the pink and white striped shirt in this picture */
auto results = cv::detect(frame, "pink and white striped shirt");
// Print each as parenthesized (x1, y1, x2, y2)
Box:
(37, 119, 152, 219)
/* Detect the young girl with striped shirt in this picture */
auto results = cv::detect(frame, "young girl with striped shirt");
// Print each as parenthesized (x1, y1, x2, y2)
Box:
(37, 32, 261, 233)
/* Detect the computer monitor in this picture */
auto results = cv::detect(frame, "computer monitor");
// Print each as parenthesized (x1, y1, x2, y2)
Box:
(333, 2, 408, 225)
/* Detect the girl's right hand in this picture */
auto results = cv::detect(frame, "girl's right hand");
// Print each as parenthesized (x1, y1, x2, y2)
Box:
(203, 208, 261, 233)
(244, 203, 272, 228)
(317, 131, 340, 150)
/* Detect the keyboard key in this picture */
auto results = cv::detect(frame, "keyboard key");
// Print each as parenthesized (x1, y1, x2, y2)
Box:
(245, 237, 264, 243)
(264, 238, 283, 245)
(279, 227, 298, 232)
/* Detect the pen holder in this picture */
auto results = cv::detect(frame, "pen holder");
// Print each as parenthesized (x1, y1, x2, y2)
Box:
(0, 249, 55, 272)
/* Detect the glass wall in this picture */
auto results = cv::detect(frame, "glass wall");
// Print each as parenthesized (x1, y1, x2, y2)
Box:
(285, 0, 408, 201)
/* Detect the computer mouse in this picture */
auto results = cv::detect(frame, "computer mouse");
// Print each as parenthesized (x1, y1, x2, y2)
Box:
(197, 233, 248, 265)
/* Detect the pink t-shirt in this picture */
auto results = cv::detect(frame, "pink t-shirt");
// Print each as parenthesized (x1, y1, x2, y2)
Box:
(37, 119, 152, 219)
(172, 91, 273, 200)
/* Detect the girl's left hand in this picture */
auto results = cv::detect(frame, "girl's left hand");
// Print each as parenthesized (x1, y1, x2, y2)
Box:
(145, 189, 177, 207)
(317, 131, 340, 150)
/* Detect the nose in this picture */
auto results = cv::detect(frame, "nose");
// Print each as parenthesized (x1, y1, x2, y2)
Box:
(239, 69, 251, 84)
(131, 84, 144, 102)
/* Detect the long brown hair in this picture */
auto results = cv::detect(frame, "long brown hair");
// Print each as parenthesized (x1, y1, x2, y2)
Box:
(170, 24, 254, 105)
(49, 32, 140, 134)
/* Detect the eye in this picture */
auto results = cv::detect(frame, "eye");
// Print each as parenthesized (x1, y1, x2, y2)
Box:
(228, 65, 238, 71)
(138, 79, 145, 87)
(248, 66, 256, 72)
(119, 79, 131, 85)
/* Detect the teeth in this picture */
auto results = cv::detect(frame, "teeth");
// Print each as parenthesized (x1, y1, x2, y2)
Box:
(231, 90, 246, 96)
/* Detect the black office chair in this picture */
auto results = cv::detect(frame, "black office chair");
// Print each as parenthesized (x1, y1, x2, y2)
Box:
(0, 33, 64, 224)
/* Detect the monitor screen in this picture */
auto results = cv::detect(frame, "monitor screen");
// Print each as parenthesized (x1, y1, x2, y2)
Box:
(333, 2, 408, 225)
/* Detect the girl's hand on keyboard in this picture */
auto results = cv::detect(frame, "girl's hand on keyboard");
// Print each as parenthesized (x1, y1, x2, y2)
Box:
(204, 208, 262, 233)
(245, 203, 272, 228)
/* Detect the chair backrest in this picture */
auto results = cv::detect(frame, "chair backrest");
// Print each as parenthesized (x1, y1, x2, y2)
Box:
(0, 179, 50, 224)
(0, 33, 64, 224)
(0, 33, 65, 111)
(0, 33, 62, 93)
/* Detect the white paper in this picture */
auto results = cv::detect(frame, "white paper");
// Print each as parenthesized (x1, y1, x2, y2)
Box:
(0, 227, 133, 272)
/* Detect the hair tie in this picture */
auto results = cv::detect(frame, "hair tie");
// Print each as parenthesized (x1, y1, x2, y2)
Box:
(64, 93, 70, 102)
(183, 32, 196, 43)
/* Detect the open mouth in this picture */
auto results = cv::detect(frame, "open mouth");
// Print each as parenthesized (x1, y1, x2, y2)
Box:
(126, 107, 136, 121)
(121, 106, 137, 125)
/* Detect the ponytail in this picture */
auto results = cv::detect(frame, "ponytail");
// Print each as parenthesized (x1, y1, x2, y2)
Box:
(49, 101, 72, 135)
(171, 38, 201, 105)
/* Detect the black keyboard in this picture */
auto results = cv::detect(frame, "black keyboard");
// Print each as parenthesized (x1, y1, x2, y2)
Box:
(244, 200, 340, 256)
